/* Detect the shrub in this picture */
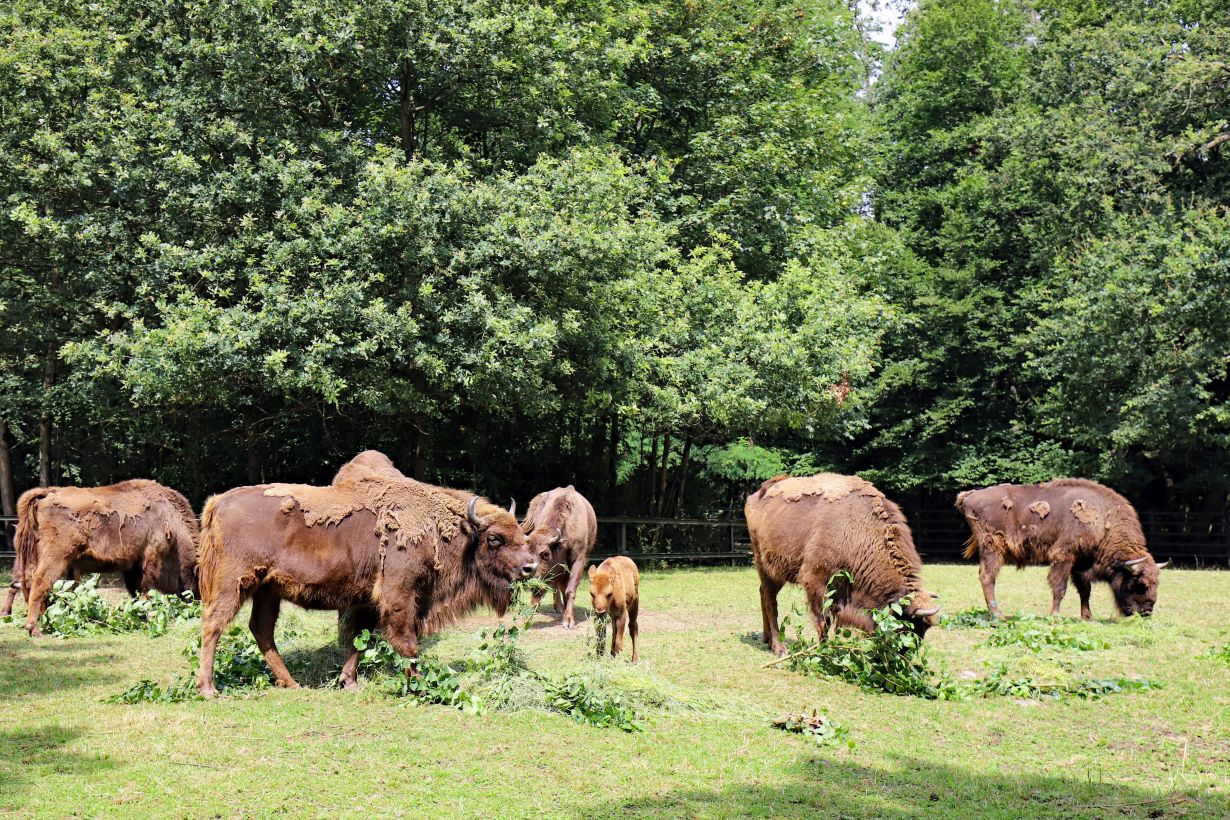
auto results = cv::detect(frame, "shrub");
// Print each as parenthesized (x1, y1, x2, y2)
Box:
(940, 608, 997, 629)
(968, 665, 1162, 700)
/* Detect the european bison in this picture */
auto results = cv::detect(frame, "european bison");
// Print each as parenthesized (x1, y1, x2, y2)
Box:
(957, 478, 1168, 619)
(522, 485, 597, 629)
(588, 556, 639, 661)
(9, 480, 199, 635)
(745, 474, 940, 656)
(195, 451, 539, 696)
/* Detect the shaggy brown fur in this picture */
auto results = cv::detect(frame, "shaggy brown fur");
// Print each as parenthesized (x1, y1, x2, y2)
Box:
(11, 480, 199, 635)
(588, 556, 639, 661)
(745, 474, 940, 656)
(957, 479, 1167, 619)
(521, 486, 597, 629)
(195, 451, 539, 696)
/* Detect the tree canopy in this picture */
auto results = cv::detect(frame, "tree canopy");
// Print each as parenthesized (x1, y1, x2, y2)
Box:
(1, 0, 1227, 516)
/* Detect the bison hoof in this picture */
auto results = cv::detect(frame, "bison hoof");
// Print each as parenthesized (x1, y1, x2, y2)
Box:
(200, 686, 219, 699)
(274, 679, 300, 690)
(771, 644, 788, 658)
(341, 679, 359, 692)
(25, 625, 42, 638)
(561, 619, 575, 630)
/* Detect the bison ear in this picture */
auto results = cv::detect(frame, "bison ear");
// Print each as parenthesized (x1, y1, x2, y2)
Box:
(587, 565, 595, 579)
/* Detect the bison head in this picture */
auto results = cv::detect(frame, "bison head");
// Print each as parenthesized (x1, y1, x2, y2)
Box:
(903, 591, 941, 638)
(467, 497, 539, 596)
(524, 526, 562, 580)
(1109, 555, 1167, 616)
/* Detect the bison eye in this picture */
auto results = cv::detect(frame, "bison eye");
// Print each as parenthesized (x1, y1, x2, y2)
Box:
(1132, 582, 1148, 594)
(487, 534, 504, 548)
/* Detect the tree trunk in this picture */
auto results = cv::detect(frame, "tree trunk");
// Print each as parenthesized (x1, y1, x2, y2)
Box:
(607, 413, 619, 493)
(646, 432, 659, 514)
(244, 411, 261, 484)
(669, 434, 694, 518)
(39, 347, 54, 487)
(398, 59, 416, 161)
(656, 433, 673, 517)
(0, 420, 15, 515)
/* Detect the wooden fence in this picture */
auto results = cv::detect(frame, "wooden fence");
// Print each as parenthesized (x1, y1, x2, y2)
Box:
(3, 509, 1227, 566)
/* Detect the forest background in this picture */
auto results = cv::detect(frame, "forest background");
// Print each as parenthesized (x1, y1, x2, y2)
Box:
(2, 0, 1228, 522)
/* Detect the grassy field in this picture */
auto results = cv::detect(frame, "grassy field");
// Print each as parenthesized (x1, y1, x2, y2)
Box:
(1, 562, 1228, 818)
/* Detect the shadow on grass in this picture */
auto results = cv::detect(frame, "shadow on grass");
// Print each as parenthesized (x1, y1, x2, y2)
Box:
(737, 631, 771, 652)
(0, 637, 124, 696)
(600, 756, 1203, 819)
(0, 726, 115, 799)
(529, 604, 592, 631)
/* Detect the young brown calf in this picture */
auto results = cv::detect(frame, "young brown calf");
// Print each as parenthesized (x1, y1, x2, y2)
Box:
(587, 556, 639, 662)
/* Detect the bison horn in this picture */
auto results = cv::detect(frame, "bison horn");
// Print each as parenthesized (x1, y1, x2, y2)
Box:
(914, 606, 940, 617)
(1123, 556, 1149, 573)
(1155, 559, 1170, 569)
(467, 496, 483, 527)
(508, 499, 516, 518)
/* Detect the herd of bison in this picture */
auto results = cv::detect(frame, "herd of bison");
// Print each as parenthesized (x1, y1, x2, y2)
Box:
(2, 451, 1169, 696)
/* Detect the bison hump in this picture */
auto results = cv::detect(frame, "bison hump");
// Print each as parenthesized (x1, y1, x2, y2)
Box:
(762, 473, 877, 504)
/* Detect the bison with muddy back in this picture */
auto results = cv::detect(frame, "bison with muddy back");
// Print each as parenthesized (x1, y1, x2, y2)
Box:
(195, 450, 538, 696)
(745, 474, 940, 657)
(7, 480, 199, 635)
(957, 478, 1168, 619)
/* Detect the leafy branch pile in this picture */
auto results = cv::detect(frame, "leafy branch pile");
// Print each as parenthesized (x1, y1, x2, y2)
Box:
(111, 626, 278, 703)
(981, 617, 1109, 653)
(770, 709, 853, 750)
(38, 575, 200, 638)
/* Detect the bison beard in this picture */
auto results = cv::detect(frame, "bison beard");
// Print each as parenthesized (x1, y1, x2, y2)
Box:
(195, 451, 539, 696)
(521, 485, 597, 629)
(745, 474, 940, 657)
(9, 480, 199, 634)
(957, 479, 1167, 619)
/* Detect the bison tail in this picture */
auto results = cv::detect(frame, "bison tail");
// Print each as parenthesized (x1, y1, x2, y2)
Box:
(961, 534, 979, 561)
(14, 488, 52, 589)
(755, 475, 790, 499)
(197, 496, 224, 605)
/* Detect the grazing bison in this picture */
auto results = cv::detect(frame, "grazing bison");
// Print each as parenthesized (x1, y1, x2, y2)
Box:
(9, 480, 199, 635)
(745, 474, 940, 656)
(588, 556, 639, 661)
(195, 451, 539, 696)
(957, 479, 1168, 619)
(521, 486, 597, 629)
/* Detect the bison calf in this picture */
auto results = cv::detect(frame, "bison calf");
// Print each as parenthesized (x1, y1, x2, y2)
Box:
(745, 474, 940, 656)
(588, 556, 639, 661)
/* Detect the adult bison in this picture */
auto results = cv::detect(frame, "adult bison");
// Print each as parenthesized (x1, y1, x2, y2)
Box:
(195, 451, 539, 696)
(957, 479, 1168, 619)
(7, 480, 199, 635)
(521, 486, 597, 629)
(745, 474, 940, 656)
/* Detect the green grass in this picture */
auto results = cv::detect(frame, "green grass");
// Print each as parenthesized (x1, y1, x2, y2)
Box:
(1, 564, 1228, 818)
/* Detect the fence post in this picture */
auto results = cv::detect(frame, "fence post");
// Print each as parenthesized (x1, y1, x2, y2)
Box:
(618, 521, 627, 555)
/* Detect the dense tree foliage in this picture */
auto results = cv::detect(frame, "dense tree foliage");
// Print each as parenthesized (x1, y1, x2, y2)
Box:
(1, 0, 1227, 519)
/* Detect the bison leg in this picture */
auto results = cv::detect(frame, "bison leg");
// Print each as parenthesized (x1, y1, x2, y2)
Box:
(611, 608, 627, 657)
(24, 551, 73, 637)
(978, 550, 1005, 618)
(249, 586, 298, 689)
(757, 570, 787, 656)
(1072, 567, 1094, 620)
(627, 598, 639, 663)
(1, 582, 18, 618)
(1047, 560, 1073, 617)
(197, 587, 244, 697)
(123, 566, 143, 598)
(806, 586, 835, 642)
(381, 606, 421, 680)
(560, 555, 587, 629)
(338, 606, 377, 691)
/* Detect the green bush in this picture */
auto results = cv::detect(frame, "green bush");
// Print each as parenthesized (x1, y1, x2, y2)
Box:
(1199, 644, 1230, 666)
